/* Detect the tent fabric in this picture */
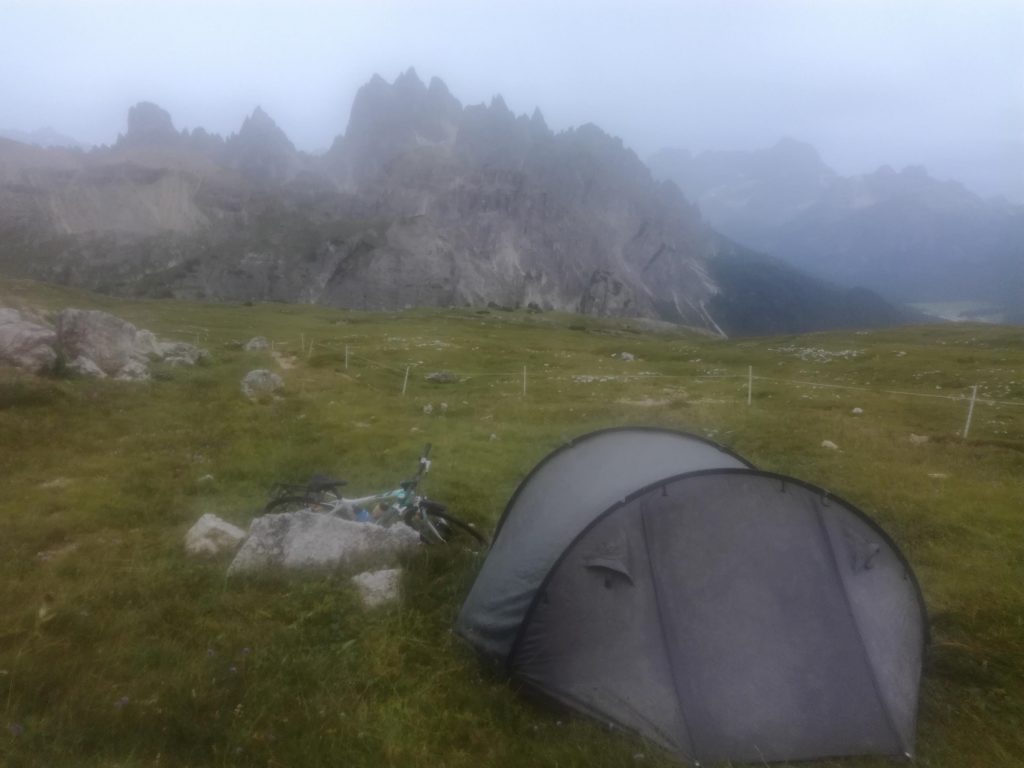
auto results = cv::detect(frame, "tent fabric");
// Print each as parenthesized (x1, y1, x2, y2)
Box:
(508, 470, 927, 765)
(455, 428, 752, 660)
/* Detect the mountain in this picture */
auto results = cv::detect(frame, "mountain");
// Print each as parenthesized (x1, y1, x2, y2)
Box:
(0, 72, 913, 335)
(649, 141, 1024, 319)
(0, 126, 89, 149)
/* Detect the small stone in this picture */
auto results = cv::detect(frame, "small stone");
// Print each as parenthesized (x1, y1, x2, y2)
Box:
(440, 402, 448, 414)
(241, 369, 284, 399)
(197, 474, 215, 483)
(244, 336, 270, 351)
(821, 440, 839, 450)
(908, 434, 930, 446)
(927, 472, 949, 479)
(422, 403, 434, 415)
(351, 568, 402, 607)
(489, 433, 498, 442)
(185, 514, 247, 557)
(618, 352, 635, 361)
(425, 371, 458, 383)
(851, 407, 864, 415)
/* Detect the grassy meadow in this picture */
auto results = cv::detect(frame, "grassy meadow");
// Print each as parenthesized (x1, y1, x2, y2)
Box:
(1, 277, 1022, 767)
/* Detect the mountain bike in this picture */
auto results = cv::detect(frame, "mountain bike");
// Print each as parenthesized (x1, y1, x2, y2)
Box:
(262, 444, 488, 550)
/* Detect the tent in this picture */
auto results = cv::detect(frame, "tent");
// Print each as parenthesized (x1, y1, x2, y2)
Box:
(455, 428, 752, 659)
(457, 436, 928, 765)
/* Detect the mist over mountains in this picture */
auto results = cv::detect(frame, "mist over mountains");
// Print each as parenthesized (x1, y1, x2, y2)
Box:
(649, 141, 1024, 323)
(0, 68, 985, 335)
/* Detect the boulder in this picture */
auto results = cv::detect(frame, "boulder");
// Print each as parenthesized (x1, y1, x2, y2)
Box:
(115, 359, 151, 381)
(241, 368, 283, 398)
(157, 341, 207, 366)
(185, 513, 247, 557)
(67, 355, 106, 378)
(56, 308, 139, 376)
(0, 308, 57, 373)
(351, 568, 402, 607)
(244, 336, 270, 351)
(228, 511, 419, 574)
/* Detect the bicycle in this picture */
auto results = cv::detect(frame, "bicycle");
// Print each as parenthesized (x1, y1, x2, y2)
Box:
(262, 444, 488, 550)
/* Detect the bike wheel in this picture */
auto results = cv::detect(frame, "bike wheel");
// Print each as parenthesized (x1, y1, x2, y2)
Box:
(421, 508, 489, 550)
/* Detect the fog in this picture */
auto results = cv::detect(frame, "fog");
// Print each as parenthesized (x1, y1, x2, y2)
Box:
(2, 0, 1021, 200)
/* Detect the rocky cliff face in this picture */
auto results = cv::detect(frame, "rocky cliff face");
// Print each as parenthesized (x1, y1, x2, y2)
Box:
(0, 71, 913, 335)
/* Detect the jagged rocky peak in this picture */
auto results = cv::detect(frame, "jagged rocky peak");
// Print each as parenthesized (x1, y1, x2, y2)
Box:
(329, 68, 464, 183)
(224, 106, 297, 182)
(232, 106, 295, 152)
(120, 102, 181, 147)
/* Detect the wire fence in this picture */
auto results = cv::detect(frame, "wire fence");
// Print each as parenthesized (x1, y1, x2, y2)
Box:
(252, 334, 1024, 441)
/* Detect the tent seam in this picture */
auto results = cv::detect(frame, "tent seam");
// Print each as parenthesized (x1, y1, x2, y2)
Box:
(813, 500, 905, 754)
(640, 497, 700, 763)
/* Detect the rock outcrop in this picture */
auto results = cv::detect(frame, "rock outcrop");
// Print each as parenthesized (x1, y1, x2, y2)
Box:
(0, 306, 207, 379)
(0, 308, 57, 373)
(228, 511, 419, 574)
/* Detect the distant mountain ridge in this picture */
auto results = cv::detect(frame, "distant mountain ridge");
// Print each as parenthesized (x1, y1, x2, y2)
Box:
(0, 70, 915, 335)
(649, 141, 1024, 319)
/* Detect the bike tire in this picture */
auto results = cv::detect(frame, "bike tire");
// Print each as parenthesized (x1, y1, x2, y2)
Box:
(423, 508, 489, 549)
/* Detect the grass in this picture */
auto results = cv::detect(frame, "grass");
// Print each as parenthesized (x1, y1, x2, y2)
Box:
(1, 277, 1022, 767)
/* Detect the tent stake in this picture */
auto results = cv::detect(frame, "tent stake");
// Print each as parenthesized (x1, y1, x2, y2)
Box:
(962, 384, 978, 438)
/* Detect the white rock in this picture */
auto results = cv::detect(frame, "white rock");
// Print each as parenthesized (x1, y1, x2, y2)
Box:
(244, 336, 270, 351)
(440, 402, 448, 414)
(489, 433, 498, 441)
(928, 472, 949, 479)
(351, 568, 402, 607)
(67, 355, 107, 378)
(618, 352, 635, 361)
(185, 514, 247, 557)
(851, 407, 864, 415)
(228, 511, 419, 575)
(56, 308, 140, 376)
(0, 308, 57, 373)
(422, 403, 434, 415)
(821, 440, 839, 450)
(133, 330, 162, 359)
(241, 369, 283, 398)
(156, 341, 207, 366)
(115, 359, 151, 381)
(909, 434, 930, 446)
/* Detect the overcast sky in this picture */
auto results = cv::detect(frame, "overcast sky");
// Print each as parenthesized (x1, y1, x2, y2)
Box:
(2, 0, 1022, 200)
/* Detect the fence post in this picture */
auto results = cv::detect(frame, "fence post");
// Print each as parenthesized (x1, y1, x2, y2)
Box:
(344, 345, 349, 370)
(747, 365, 753, 406)
(402, 366, 410, 396)
(300, 333, 305, 355)
(962, 384, 978, 438)
(523, 365, 527, 396)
